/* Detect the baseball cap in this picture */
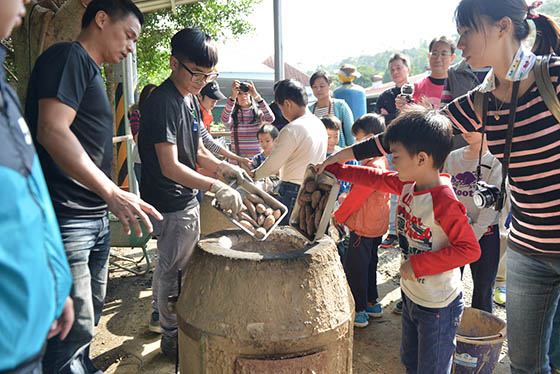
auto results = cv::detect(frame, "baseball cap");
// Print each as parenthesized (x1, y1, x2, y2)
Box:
(200, 81, 226, 100)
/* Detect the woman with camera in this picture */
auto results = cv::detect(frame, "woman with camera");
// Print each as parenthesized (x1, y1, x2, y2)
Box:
(320, 1, 560, 372)
(308, 70, 355, 147)
(220, 80, 275, 159)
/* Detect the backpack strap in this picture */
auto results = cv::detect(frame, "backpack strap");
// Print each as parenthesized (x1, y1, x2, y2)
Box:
(535, 54, 560, 124)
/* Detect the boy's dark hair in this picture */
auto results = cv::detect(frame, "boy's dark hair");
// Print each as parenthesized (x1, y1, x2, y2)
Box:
(429, 36, 456, 55)
(171, 28, 218, 68)
(384, 106, 453, 170)
(310, 70, 332, 87)
(321, 115, 341, 131)
(275, 79, 308, 107)
(388, 53, 410, 68)
(352, 113, 385, 136)
(82, 0, 144, 29)
(257, 124, 279, 140)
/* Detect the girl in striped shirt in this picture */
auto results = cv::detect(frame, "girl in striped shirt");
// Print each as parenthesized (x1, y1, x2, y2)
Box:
(221, 80, 275, 158)
(320, 1, 560, 372)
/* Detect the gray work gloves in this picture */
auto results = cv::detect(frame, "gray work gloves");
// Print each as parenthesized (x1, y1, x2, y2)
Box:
(210, 180, 243, 214)
(216, 161, 251, 184)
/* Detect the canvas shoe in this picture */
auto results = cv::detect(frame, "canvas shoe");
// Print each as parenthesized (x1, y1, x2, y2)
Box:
(354, 311, 369, 328)
(366, 302, 383, 318)
(149, 311, 163, 334)
(393, 300, 403, 315)
(160, 334, 178, 362)
(493, 286, 506, 306)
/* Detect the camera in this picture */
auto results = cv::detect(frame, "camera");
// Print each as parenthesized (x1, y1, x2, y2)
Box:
(238, 82, 250, 93)
(400, 83, 414, 103)
(473, 181, 503, 210)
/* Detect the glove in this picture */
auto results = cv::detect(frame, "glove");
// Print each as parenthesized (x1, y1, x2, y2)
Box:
(210, 180, 243, 214)
(217, 161, 251, 184)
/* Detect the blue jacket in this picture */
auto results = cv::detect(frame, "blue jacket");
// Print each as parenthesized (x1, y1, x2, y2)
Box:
(308, 99, 355, 147)
(0, 46, 72, 371)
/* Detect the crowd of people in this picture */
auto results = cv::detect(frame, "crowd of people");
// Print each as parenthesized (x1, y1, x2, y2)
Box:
(1, 0, 559, 373)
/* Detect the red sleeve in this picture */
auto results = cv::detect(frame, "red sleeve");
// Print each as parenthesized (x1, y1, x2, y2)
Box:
(334, 184, 374, 224)
(409, 188, 481, 277)
(325, 163, 403, 195)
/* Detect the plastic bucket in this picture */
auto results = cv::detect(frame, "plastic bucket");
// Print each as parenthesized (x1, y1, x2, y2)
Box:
(453, 307, 507, 374)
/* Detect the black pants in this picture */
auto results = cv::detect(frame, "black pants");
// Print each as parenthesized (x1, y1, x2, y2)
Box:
(344, 231, 383, 312)
(461, 224, 500, 313)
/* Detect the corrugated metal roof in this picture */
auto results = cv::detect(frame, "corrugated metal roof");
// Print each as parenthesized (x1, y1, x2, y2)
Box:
(133, 0, 199, 13)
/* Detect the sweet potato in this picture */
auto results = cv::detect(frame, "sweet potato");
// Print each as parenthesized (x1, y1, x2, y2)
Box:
(240, 212, 258, 228)
(314, 208, 322, 229)
(306, 212, 315, 236)
(318, 183, 332, 192)
(263, 215, 275, 230)
(242, 197, 258, 221)
(304, 180, 318, 193)
(264, 207, 273, 217)
(299, 205, 306, 228)
(319, 194, 328, 211)
(299, 192, 313, 204)
(255, 227, 267, 239)
(239, 220, 256, 233)
(311, 190, 322, 209)
(255, 203, 266, 214)
(257, 214, 265, 226)
(273, 209, 282, 221)
(247, 193, 265, 205)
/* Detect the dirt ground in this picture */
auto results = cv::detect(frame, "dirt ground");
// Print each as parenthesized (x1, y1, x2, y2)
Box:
(92, 236, 511, 374)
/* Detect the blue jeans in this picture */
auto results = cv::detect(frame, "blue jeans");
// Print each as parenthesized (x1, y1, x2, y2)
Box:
(43, 216, 110, 374)
(277, 181, 300, 225)
(344, 232, 382, 311)
(401, 292, 464, 374)
(507, 249, 560, 374)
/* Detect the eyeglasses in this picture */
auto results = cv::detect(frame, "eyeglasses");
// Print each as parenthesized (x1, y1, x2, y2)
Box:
(177, 60, 218, 83)
(430, 51, 452, 58)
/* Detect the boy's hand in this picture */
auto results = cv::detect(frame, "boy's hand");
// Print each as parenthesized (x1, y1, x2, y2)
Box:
(315, 147, 355, 174)
(400, 259, 417, 281)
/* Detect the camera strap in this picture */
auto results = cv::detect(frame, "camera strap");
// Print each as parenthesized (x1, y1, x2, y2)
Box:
(476, 80, 520, 210)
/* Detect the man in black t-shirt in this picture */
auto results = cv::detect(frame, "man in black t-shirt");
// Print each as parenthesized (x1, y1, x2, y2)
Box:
(376, 53, 412, 125)
(138, 28, 245, 360)
(25, 1, 162, 373)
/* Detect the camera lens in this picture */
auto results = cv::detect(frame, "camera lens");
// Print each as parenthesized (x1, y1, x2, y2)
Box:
(239, 83, 250, 92)
(473, 188, 496, 209)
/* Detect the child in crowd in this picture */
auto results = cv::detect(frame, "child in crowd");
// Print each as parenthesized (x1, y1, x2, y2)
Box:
(321, 115, 354, 195)
(443, 132, 502, 313)
(320, 106, 480, 373)
(221, 80, 275, 158)
(333, 114, 390, 328)
(251, 124, 279, 168)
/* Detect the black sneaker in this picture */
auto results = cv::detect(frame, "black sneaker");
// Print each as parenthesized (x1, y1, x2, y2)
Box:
(149, 311, 163, 334)
(393, 300, 403, 315)
(160, 334, 178, 361)
(380, 234, 398, 248)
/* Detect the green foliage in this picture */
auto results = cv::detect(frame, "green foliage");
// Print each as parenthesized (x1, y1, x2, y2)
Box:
(136, 0, 261, 88)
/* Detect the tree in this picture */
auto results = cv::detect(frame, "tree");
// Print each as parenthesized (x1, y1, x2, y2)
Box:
(137, 0, 261, 88)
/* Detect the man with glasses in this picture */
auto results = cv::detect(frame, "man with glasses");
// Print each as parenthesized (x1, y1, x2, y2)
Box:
(25, 1, 164, 373)
(398, 36, 456, 110)
(138, 27, 245, 360)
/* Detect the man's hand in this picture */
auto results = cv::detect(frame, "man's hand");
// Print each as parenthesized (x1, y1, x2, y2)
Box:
(106, 186, 163, 237)
(47, 296, 74, 340)
(399, 259, 417, 281)
(315, 147, 355, 174)
(217, 161, 251, 184)
(395, 95, 409, 111)
(210, 180, 243, 214)
(235, 157, 253, 173)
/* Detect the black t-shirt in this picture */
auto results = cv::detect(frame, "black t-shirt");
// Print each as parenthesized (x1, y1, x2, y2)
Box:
(138, 79, 200, 213)
(376, 86, 401, 125)
(25, 42, 113, 218)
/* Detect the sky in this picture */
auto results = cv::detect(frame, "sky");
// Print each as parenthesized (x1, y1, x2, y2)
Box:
(216, 0, 463, 73)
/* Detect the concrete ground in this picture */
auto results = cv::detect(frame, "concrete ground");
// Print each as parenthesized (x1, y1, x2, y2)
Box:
(92, 236, 511, 373)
